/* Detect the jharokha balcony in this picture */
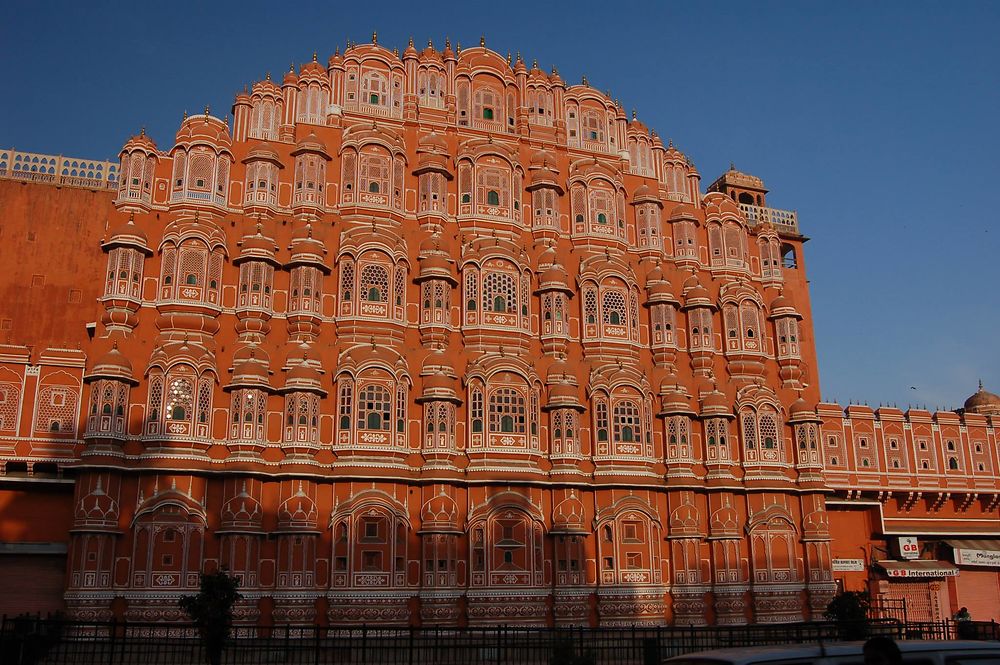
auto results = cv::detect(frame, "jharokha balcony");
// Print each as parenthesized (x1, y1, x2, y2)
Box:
(738, 203, 800, 236)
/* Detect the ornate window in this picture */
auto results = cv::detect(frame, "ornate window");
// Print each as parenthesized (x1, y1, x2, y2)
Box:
(672, 221, 697, 260)
(775, 318, 800, 359)
(358, 384, 391, 431)
(594, 391, 653, 460)
(475, 166, 511, 218)
(249, 97, 279, 141)
(0, 382, 21, 432)
(705, 418, 731, 463)
(359, 152, 389, 196)
(282, 392, 319, 446)
(231, 388, 267, 442)
(740, 404, 783, 464)
(612, 400, 641, 444)
(723, 301, 764, 353)
(104, 247, 143, 300)
(636, 204, 661, 249)
(417, 69, 445, 109)
(688, 308, 715, 351)
(418, 172, 446, 214)
(473, 87, 502, 124)
(237, 260, 274, 312)
(488, 387, 526, 434)
(650, 303, 676, 348)
(288, 266, 322, 315)
(292, 154, 326, 207)
(550, 409, 580, 458)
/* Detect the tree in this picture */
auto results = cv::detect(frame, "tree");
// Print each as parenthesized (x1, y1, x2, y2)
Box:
(179, 569, 242, 665)
(824, 590, 871, 640)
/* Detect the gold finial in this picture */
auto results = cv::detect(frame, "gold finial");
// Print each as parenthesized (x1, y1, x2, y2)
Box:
(632, 108, 637, 120)
(372, 30, 377, 44)
(551, 65, 558, 75)
(729, 161, 736, 171)
(312, 51, 317, 62)
(532, 58, 538, 69)
(428, 38, 433, 48)
(445, 37, 451, 49)
(393, 47, 399, 56)
(506, 51, 511, 65)
(980, 379, 985, 391)
(334, 46, 340, 56)
(456, 41, 461, 53)
(139, 126, 145, 137)
(516, 51, 521, 62)
(581, 75, 588, 86)
(128, 212, 135, 223)
(183, 109, 188, 120)
(204, 105, 210, 116)
(265, 71, 270, 81)
(480, 35, 486, 48)
(370, 335, 377, 350)
(408, 36, 414, 47)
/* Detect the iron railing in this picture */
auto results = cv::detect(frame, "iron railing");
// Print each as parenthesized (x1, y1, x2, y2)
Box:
(2, 615, 993, 665)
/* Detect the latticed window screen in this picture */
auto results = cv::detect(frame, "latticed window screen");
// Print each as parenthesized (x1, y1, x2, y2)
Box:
(742, 411, 758, 450)
(483, 272, 517, 313)
(613, 400, 641, 443)
(471, 388, 484, 432)
(35, 385, 77, 433)
(602, 290, 627, 325)
(488, 388, 526, 434)
(357, 384, 391, 431)
(360, 264, 389, 302)
(338, 381, 353, 429)
(165, 378, 193, 422)
(759, 411, 779, 449)
(360, 153, 389, 194)
(595, 399, 609, 442)
(584, 289, 598, 324)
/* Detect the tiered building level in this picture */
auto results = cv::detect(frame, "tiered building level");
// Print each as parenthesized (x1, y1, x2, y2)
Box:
(0, 36, 998, 626)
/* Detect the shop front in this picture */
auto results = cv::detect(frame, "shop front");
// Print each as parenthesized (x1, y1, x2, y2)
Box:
(946, 540, 1000, 622)
(873, 559, 958, 622)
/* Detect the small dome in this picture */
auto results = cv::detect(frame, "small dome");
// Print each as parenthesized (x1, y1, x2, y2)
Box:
(104, 214, 151, 254)
(283, 363, 325, 395)
(291, 132, 330, 159)
(243, 141, 282, 164)
(768, 293, 802, 320)
(86, 344, 137, 384)
(659, 382, 696, 417)
(788, 397, 820, 424)
(965, 382, 1000, 415)
(700, 389, 733, 419)
(418, 131, 447, 152)
(538, 263, 571, 291)
(681, 273, 714, 310)
(631, 183, 661, 206)
(530, 149, 556, 167)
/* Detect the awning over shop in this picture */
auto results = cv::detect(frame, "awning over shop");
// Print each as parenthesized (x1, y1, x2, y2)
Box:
(947, 540, 1000, 567)
(878, 560, 959, 578)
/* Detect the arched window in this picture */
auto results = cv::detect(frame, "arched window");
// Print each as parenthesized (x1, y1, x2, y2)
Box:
(360, 264, 389, 303)
(358, 384, 391, 431)
(487, 190, 500, 206)
(613, 400, 641, 443)
(488, 387, 526, 434)
(165, 377, 193, 423)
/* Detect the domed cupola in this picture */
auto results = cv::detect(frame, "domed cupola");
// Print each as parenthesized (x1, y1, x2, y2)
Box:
(285, 223, 330, 342)
(116, 128, 159, 212)
(964, 381, 1000, 416)
(544, 357, 585, 412)
(551, 491, 587, 534)
(290, 132, 331, 212)
(232, 224, 280, 342)
(699, 387, 733, 420)
(83, 342, 138, 443)
(99, 213, 153, 335)
(769, 291, 806, 388)
(644, 264, 678, 306)
(241, 141, 284, 215)
(226, 344, 271, 391)
(681, 272, 714, 311)
(280, 343, 326, 396)
(658, 380, 697, 418)
(169, 109, 234, 214)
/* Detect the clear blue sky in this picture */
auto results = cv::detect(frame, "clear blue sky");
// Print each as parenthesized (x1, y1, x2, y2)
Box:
(2, 1, 997, 411)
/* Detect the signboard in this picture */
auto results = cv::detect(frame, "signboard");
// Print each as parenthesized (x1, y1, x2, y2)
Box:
(886, 567, 958, 578)
(832, 558, 866, 572)
(898, 536, 920, 560)
(955, 547, 1000, 568)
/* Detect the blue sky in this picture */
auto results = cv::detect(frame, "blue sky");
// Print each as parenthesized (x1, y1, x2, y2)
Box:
(2, 1, 997, 410)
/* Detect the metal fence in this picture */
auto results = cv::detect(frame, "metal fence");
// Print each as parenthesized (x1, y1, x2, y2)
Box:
(1, 616, 994, 665)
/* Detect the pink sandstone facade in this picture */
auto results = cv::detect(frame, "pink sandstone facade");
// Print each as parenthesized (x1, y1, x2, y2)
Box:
(0, 35, 998, 627)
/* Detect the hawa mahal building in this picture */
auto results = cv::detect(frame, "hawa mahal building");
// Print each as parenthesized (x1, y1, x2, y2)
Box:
(1, 36, 999, 627)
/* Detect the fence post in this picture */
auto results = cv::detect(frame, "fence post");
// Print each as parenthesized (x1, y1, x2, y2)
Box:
(108, 617, 117, 665)
(362, 624, 368, 665)
(408, 626, 414, 665)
